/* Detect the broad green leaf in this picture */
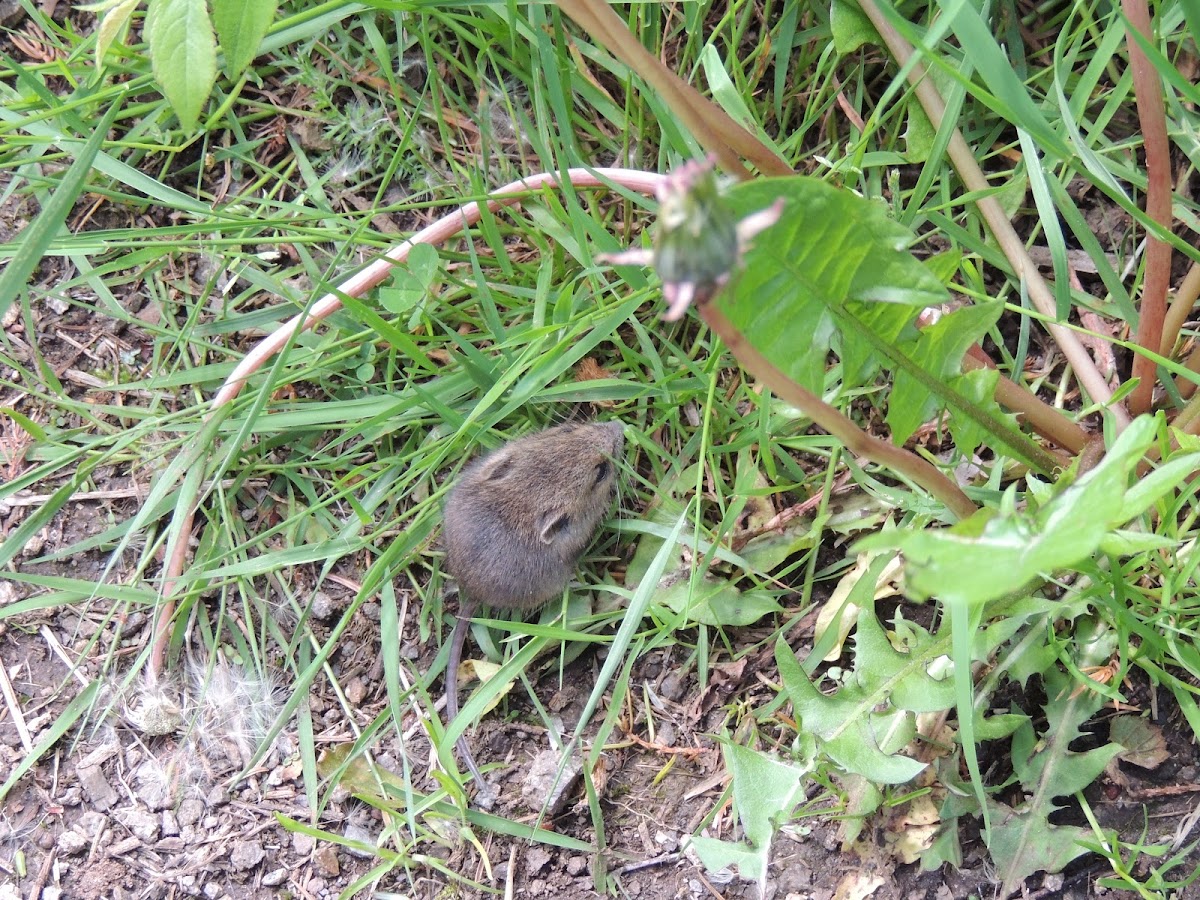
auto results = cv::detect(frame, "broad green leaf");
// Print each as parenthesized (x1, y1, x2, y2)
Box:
(211, 0, 277, 77)
(658, 576, 782, 627)
(145, 0, 217, 131)
(830, 0, 877, 53)
(861, 416, 1158, 605)
(689, 742, 810, 886)
(1120, 450, 1200, 520)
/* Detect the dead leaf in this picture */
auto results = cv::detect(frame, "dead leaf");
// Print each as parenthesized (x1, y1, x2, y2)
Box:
(814, 553, 904, 661)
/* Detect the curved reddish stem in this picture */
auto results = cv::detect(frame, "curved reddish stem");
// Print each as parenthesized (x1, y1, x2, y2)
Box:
(1123, 0, 1174, 416)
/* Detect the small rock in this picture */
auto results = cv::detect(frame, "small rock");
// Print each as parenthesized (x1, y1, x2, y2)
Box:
(135, 759, 174, 810)
(41, 890, 62, 900)
(660, 671, 687, 702)
(177, 798, 205, 826)
(310, 591, 336, 619)
(118, 808, 160, 843)
(202, 883, 222, 899)
(57, 830, 89, 855)
(205, 785, 229, 807)
(345, 676, 367, 705)
(525, 846, 552, 875)
(57, 786, 83, 806)
(76, 811, 107, 838)
(77, 764, 118, 810)
(292, 832, 315, 855)
(229, 839, 266, 871)
(566, 855, 588, 876)
(262, 868, 288, 887)
(313, 845, 340, 877)
(343, 820, 377, 859)
(656, 829, 679, 852)
(161, 810, 180, 837)
(521, 747, 584, 816)
(0, 887, 19, 900)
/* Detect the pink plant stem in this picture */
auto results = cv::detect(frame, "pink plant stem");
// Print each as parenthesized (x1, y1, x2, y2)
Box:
(1123, 0, 1174, 416)
(149, 169, 666, 680)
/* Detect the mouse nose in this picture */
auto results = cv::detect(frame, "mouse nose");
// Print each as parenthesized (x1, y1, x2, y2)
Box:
(603, 420, 625, 446)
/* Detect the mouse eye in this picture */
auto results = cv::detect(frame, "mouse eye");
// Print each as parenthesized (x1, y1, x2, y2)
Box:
(540, 513, 571, 543)
(593, 460, 610, 485)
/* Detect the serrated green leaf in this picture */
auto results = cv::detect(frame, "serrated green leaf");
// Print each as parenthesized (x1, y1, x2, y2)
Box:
(689, 836, 764, 881)
(738, 518, 818, 573)
(721, 178, 946, 398)
(861, 417, 1158, 605)
(989, 800, 1092, 893)
(689, 742, 811, 886)
(211, 0, 277, 77)
(145, 0, 217, 131)
(946, 367, 1002, 459)
(853, 610, 956, 713)
(776, 632, 928, 784)
(725, 741, 810, 848)
(995, 650, 1122, 895)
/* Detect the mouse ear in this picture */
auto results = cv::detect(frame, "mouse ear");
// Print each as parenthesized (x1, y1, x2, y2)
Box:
(477, 450, 514, 482)
(538, 510, 572, 544)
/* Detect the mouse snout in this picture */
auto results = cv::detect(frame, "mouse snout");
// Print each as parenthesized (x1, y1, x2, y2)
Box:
(601, 420, 625, 452)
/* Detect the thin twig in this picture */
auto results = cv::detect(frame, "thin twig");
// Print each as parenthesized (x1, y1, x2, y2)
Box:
(554, 0, 793, 179)
(699, 303, 978, 519)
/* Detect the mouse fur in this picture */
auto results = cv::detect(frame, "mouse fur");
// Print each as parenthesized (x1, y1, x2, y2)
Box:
(440, 419, 624, 803)
(443, 419, 625, 609)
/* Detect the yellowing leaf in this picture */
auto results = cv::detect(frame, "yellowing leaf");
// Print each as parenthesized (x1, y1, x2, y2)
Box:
(458, 658, 513, 717)
(815, 552, 903, 662)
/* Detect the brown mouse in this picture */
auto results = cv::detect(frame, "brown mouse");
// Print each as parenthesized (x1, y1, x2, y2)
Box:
(441, 420, 625, 804)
